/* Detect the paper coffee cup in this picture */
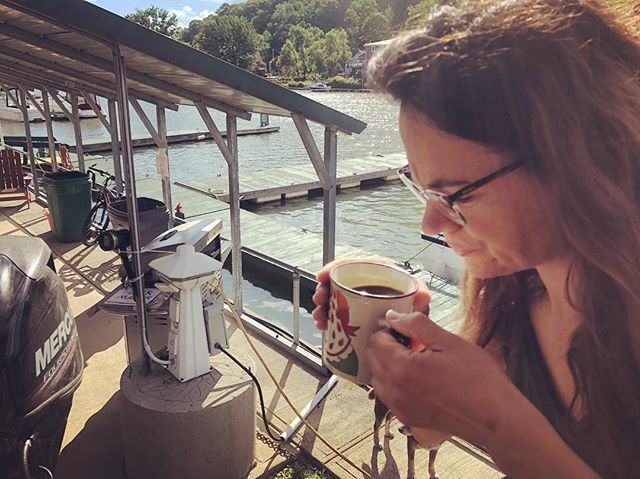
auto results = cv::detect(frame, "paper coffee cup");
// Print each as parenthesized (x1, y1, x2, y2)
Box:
(323, 261, 418, 385)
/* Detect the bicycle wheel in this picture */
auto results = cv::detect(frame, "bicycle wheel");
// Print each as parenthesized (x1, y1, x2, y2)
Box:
(82, 201, 109, 246)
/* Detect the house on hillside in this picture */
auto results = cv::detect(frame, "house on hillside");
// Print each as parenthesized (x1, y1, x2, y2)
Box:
(344, 50, 366, 77)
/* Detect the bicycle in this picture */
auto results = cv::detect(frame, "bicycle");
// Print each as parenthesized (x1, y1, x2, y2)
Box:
(82, 164, 121, 246)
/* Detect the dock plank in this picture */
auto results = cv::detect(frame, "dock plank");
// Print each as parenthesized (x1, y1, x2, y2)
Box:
(177, 153, 407, 204)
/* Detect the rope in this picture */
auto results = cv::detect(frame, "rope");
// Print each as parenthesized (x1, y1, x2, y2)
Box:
(220, 291, 374, 479)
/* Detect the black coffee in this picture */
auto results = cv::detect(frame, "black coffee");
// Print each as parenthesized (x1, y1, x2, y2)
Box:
(353, 285, 404, 296)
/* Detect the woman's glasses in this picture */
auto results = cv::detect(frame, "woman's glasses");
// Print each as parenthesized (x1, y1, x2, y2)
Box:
(397, 161, 523, 225)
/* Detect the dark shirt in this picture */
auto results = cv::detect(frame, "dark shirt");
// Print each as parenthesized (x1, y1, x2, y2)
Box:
(501, 313, 603, 476)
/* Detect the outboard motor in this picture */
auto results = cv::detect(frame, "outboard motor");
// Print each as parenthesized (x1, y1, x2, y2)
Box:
(0, 237, 83, 478)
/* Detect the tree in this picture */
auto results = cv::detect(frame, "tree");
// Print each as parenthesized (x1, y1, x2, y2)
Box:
(276, 39, 302, 77)
(345, 0, 391, 50)
(267, 1, 307, 53)
(179, 18, 206, 44)
(287, 24, 325, 78)
(125, 6, 178, 37)
(407, 0, 442, 19)
(315, 29, 352, 76)
(216, 2, 244, 17)
(194, 15, 264, 70)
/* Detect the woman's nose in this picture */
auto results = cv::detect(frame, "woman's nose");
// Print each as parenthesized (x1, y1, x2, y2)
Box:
(421, 204, 460, 236)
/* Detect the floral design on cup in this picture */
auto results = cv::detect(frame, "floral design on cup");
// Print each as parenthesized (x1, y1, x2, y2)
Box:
(325, 289, 360, 376)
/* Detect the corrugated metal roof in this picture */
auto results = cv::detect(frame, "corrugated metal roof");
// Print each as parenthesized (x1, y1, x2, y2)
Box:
(0, 0, 367, 134)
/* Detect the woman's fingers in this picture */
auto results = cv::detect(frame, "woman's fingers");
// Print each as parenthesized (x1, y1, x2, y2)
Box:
(413, 285, 432, 314)
(385, 310, 453, 350)
(312, 283, 329, 306)
(312, 304, 329, 330)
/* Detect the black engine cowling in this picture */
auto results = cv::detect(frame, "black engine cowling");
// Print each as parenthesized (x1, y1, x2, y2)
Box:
(0, 237, 83, 478)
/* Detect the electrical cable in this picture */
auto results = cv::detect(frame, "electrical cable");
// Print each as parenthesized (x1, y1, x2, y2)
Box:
(220, 291, 374, 479)
(21, 435, 54, 479)
(214, 343, 283, 443)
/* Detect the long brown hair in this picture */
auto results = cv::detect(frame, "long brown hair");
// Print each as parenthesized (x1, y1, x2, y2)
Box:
(369, 1, 640, 477)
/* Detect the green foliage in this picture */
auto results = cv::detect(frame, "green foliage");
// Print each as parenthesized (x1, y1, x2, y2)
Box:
(193, 15, 264, 70)
(129, 0, 433, 79)
(275, 24, 351, 79)
(285, 80, 311, 88)
(406, 0, 441, 19)
(277, 39, 302, 77)
(125, 6, 178, 37)
(326, 75, 360, 89)
(345, 0, 391, 50)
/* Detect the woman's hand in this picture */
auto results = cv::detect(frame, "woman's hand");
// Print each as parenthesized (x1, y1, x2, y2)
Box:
(311, 257, 432, 330)
(366, 310, 519, 446)
(367, 311, 601, 479)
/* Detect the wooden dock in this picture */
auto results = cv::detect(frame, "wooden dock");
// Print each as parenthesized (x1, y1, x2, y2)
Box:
(175, 152, 407, 205)
(130, 165, 462, 332)
(69, 126, 280, 153)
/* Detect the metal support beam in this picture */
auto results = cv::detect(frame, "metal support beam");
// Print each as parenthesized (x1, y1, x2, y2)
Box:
(46, 88, 72, 119)
(129, 98, 173, 224)
(280, 375, 338, 442)
(226, 114, 243, 313)
(194, 103, 234, 164)
(21, 88, 45, 118)
(0, 58, 116, 105)
(196, 102, 245, 312)
(70, 94, 86, 172)
(292, 114, 329, 189)
(40, 89, 58, 172)
(114, 48, 150, 373)
(108, 99, 123, 195)
(323, 127, 338, 265)
(0, 45, 178, 110)
(0, 54, 178, 111)
(129, 96, 161, 145)
(0, 23, 243, 118)
(0, 83, 19, 108)
(80, 90, 112, 133)
(18, 88, 40, 200)
(156, 106, 173, 227)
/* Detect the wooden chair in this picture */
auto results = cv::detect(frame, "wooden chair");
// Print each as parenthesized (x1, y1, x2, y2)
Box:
(0, 148, 31, 208)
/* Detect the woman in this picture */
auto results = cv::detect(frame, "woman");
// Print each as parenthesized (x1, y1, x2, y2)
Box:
(312, 1, 640, 477)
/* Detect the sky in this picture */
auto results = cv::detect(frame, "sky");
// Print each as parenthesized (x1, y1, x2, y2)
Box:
(87, 0, 243, 26)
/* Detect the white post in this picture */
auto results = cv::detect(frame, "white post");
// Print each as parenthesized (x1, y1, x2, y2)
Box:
(156, 106, 173, 226)
(70, 93, 85, 172)
(226, 114, 243, 314)
(40, 89, 58, 172)
(114, 47, 150, 372)
(18, 88, 40, 199)
(108, 98, 123, 195)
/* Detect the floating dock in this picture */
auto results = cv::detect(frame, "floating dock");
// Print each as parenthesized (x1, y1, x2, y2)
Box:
(175, 152, 407, 205)
(69, 126, 280, 153)
(130, 166, 462, 333)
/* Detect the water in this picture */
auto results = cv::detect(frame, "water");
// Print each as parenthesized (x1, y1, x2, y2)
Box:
(3, 92, 435, 347)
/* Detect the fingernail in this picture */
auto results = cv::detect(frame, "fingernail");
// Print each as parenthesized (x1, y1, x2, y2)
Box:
(386, 309, 400, 320)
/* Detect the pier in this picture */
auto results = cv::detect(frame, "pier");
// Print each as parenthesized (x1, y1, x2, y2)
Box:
(131, 169, 462, 333)
(176, 152, 407, 204)
(69, 126, 280, 153)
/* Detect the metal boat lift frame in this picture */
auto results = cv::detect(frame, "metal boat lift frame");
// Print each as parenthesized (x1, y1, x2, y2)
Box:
(0, 0, 366, 384)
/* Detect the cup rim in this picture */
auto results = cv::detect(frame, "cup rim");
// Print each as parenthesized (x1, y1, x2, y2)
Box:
(329, 261, 419, 299)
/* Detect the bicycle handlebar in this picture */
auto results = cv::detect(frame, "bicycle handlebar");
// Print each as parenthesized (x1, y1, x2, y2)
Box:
(87, 164, 115, 180)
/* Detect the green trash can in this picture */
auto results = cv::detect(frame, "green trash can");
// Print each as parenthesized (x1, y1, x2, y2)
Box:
(43, 171, 91, 243)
